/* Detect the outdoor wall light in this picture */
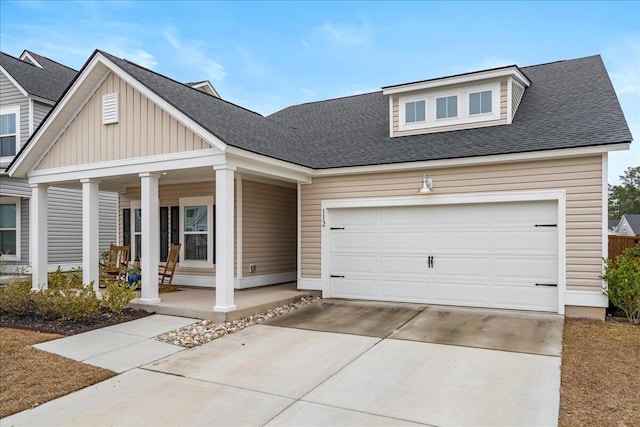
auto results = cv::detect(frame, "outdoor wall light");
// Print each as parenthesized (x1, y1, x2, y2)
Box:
(418, 175, 433, 194)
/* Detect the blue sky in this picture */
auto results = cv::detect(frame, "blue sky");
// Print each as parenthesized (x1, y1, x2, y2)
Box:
(1, 1, 638, 183)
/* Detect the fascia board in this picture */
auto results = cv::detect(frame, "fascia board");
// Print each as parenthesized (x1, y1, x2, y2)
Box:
(226, 147, 313, 183)
(311, 143, 631, 177)
(383, 67, 530, 95)
(0, 66, 29, 97)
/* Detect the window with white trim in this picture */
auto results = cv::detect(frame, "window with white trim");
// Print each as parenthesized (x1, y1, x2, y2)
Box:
(405, 100, 426, 123)
(0, 106, 20, 158)
(134, 207, 142, 260)
(179, 196, 214, 266)
(0, 197, 20, 259)
(469, 90, 492, 115)
(436, 95, 457, 119)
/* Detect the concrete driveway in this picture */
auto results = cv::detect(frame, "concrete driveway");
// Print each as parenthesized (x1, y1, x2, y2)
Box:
(3, 300, 563, 427)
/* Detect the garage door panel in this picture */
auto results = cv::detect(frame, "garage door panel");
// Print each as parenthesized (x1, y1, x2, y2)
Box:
(330, 255, 377, 274)
(432, 281, 489, 304)
(492, 230, 557, 253)
(331, 208, 376, 226)
(330, 232, 376, 251)
(380, 280, 428, 300)
(332, 278, 377, 298)
(379, 232, 428, 251)
(491, 202, 557, 224)
(430, 204, 490, 226)
(492, 284, 558, 311)
(493, 257, 557, 281)
(433, 255, 491, 279)
(378, 206, 429, 228)
(431, 231, 490, 252)
(379, 255, 428, 275)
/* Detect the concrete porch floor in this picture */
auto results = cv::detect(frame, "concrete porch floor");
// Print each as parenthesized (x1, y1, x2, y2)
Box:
(128, 282, 319, 322)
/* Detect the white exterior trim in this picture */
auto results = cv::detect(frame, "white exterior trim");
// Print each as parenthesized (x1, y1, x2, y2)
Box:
(235, 271, 297, 289)
(28, 98, 34, 137)
(0, 66, 28, 97)
(179, 195, 215, 267)
(382, 66, 530, 95)
(507, 76, 513, 125)
(29, 184, 48, 289)
(226, 149, 313, 183)
(236, 174, 243, 280)
(20, 52, 43, 68)
(130, 200, 141, 261)
(312, 144, 631, 177)
(139, 172, 161, 303)
(27, 149, 225, 183)
(564, 290, 609, 308)
(602, 153, 609, 262)
(81, 178, 101, 292)
(298, 277, 323, 291)
(0, 196, 21, 261)
(296, 182, 302, 282)
(213, 165, 236, 312)
(320, 189, 567, 314)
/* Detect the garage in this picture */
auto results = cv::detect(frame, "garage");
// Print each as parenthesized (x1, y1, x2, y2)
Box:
(328, 200, 559, 312)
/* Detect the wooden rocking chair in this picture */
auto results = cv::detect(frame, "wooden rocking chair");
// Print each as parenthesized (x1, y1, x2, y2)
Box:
(159, 243, 181, 291)
(101, 244, 130, 286)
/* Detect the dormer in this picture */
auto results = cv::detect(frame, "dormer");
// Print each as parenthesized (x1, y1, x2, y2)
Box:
(187, 80, 221, 98)
(382, 65, 530, 137)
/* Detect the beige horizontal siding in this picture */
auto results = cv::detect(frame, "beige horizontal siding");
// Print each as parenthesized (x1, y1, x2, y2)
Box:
(301, 155, 604, 293)
(242, 180, 296, 277)
(392, 79, 508, 136)
(37, 72, 209, 170)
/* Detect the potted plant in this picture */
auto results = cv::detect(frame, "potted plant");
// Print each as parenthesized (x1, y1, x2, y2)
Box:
(125, 264, 141, 285)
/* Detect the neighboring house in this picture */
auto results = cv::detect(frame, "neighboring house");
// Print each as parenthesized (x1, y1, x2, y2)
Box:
(608, 219, 620, 232)
(8, 50, 632, 320)
(614, 214, 640, 236)
(0, 50, 117, 272)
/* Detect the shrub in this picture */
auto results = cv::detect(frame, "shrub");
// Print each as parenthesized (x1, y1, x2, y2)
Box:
(33, 281, 100, 321)
(0, 281, 32, 314)
(102, 280, 137, 314)
(603, 244, 640, 324)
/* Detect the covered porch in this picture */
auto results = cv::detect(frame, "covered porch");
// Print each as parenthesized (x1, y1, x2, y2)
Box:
(127, 282, 319, 322)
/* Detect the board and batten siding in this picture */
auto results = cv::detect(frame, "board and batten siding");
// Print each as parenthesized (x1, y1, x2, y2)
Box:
(0, 73, 29, 151)
(0, 176, 117, 264)
(301, 155, 604, 293)
(392, 79, 508, 137)
(36, 72, 210, 170)
(242, 180, 296, 277)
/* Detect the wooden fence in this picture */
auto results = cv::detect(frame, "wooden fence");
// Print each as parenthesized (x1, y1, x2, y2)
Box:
(608, 235, 640, 259)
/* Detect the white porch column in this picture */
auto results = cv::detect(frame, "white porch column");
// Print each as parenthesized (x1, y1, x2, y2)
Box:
(139, 172, 161, 303)
(214, 165, 236, 312)
(81, 179, 101, 293)
(29, 184, 48, 290)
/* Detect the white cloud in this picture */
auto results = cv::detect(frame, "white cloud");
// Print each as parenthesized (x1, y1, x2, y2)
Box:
(301, 88, 316, 97)
(606, 37, 640, 96)
(110, 48, 157, 69)
(162, 28, 227, 81)
(318, 19, 372, 46)
(236, 46, 267, 76)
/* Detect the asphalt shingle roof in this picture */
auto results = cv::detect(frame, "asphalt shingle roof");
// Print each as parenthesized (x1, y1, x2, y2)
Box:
(269, 55, 632, 169)
(0, 51, 76, 102)
(622, 214, 640, 234)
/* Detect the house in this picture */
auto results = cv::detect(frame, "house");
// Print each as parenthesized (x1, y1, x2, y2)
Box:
(0, 50, 117, 273)
(7, 50, 632, 320)
(614, 214, 640, 236)
(608, 219, 620, 232)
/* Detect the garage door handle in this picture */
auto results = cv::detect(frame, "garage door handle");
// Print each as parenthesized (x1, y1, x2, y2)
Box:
(535, 283, 557, 287)
(331, 275, 345, 278)
(535, 224, 557, 227)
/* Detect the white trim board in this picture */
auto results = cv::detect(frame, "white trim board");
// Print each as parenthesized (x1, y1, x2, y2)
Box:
(320, 190, 567, 315)
(171, 271, 297, 289)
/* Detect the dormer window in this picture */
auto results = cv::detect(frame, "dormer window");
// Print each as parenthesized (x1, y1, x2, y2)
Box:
(469, 91, 492, 115)
(436, 95, 457, 119)
(405, 100, 426, 123)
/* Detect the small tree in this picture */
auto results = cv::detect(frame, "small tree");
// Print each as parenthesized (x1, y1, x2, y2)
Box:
(603, 245, 640, 324)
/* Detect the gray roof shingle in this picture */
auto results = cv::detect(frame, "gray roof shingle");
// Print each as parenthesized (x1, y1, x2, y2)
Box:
(0, 51, 76, 102)
(622, 214, 640, 234)
(269, 55, 632, 169)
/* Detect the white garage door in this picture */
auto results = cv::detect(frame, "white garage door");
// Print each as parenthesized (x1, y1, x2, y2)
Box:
(328, 201, 558, 312)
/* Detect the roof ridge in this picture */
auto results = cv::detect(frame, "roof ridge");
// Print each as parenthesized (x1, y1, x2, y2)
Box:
(521, 54, 602, 70)
(97, 50, 264, 118)
(23, 50, 78, 72)
(270, 90, 382, 116)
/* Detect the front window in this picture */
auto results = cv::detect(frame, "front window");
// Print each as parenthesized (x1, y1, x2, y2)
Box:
(134, 208, 142, 260)
(183, 205, 208, 261)
(469, 90, 492, 115)
(0, 109, 18, 157)
(436, 95, 457, 119)
(405, 100, 426, 123)
(0, 202, 17, 257)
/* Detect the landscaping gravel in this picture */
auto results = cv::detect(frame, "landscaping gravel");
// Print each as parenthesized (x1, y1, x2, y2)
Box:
(156, 296, 320, 348)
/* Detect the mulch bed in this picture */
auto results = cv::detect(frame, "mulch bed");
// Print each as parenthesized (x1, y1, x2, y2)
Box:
(0, 307, 153, 336)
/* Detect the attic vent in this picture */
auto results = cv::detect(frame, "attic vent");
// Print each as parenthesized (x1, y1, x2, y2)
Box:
(102, 93, 119, 124)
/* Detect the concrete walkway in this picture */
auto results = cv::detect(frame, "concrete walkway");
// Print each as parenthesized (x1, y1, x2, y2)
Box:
(4, 303, 563, 426)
